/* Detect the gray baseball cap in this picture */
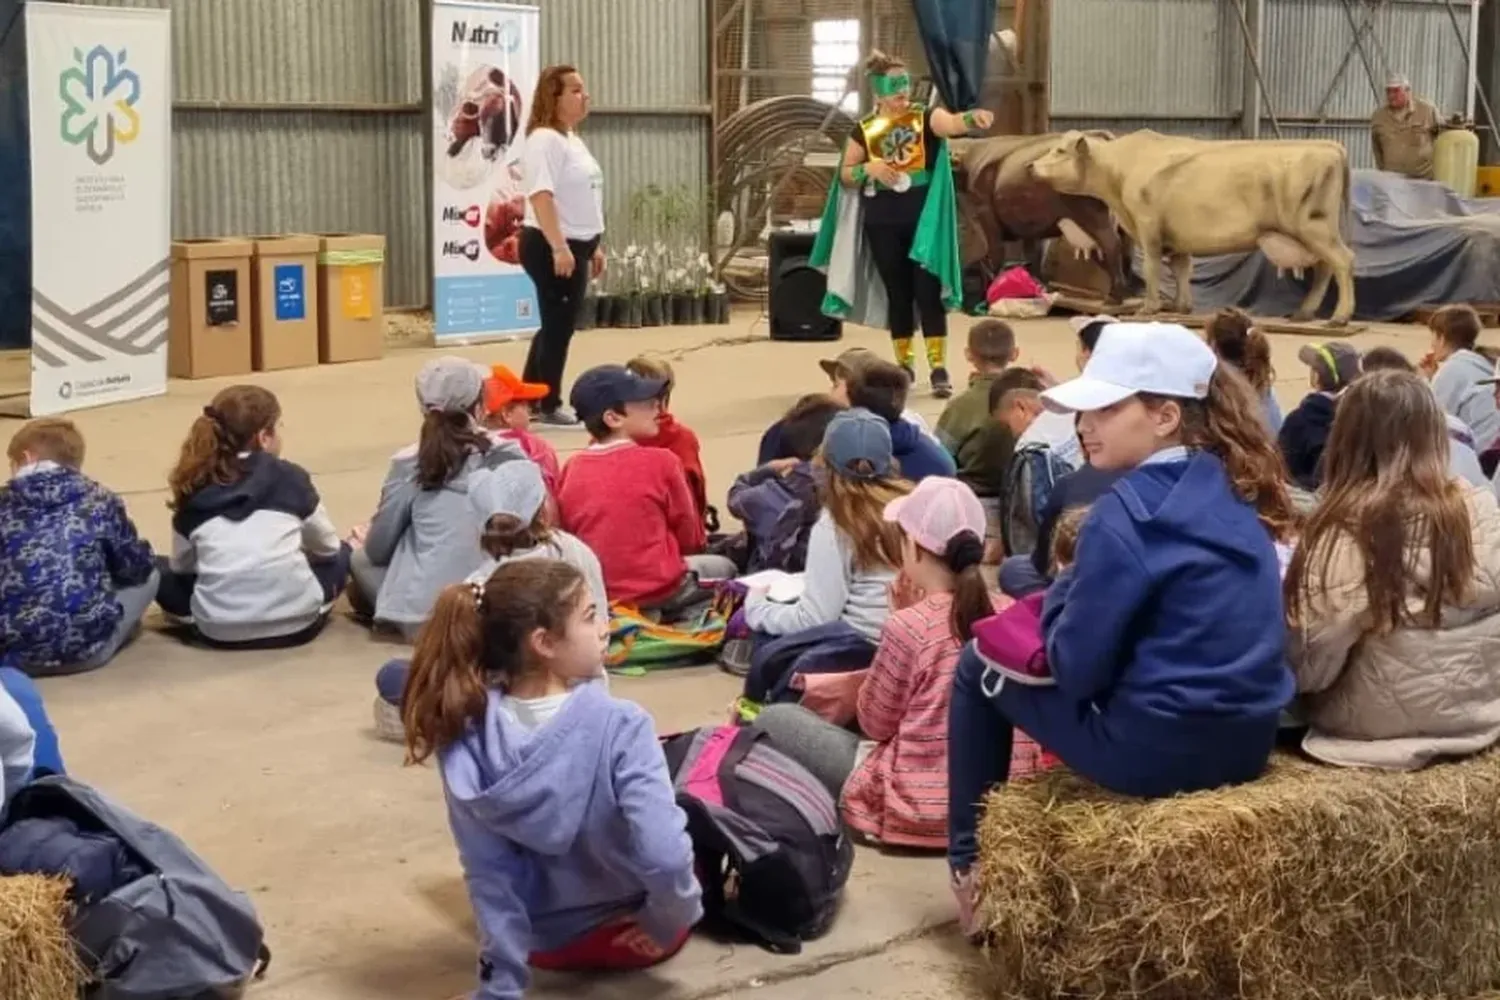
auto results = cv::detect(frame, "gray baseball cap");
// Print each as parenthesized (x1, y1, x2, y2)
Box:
(469, 459, 547, 524)
(822, 407, 895, 480)
(415, 356, 486, 414)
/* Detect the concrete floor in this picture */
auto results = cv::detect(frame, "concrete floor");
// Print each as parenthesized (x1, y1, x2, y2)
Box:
(2, 310, 1437, 1000)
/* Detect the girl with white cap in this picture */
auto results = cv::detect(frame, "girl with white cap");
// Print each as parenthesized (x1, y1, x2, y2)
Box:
(945, 322, 1298, 935)
(754, 475, 1002, 849)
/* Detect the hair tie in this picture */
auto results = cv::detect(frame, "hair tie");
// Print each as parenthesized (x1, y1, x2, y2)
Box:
(469, 581, 483, 609)
(944, 531, 984, 573)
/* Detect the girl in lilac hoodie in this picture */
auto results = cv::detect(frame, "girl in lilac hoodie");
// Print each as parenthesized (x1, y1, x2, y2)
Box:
(402, 559, 701, 998)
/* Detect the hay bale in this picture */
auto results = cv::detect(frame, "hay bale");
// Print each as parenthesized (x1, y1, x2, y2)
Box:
(976, 752, 1500, 1000)
(0, 875, 82, 1000)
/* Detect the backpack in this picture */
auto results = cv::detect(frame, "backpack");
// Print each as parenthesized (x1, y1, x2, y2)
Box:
(0, 775, 270, 1000)
(1000, 443, 1074, 556)
(661, 726, 852, 954)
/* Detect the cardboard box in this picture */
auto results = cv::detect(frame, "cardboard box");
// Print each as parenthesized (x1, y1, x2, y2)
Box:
(316, 234, 386, 364)
(169, 238, 254, 379)
(250, 235, 321, 371)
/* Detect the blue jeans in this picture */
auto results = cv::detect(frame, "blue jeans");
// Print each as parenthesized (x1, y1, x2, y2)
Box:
(0, 668, 64, 778)
(997, 555, 1048, 599)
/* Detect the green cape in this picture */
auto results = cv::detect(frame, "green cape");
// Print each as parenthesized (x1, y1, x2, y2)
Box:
(808, 135, 962, 329)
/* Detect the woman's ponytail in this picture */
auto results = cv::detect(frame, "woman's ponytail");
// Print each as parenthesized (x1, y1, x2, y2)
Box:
(943, 530, 991, 642)
(167, 385, 281, 510)
(402, 583, 487, 765)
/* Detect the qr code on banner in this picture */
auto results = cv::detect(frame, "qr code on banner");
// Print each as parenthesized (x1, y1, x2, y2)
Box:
(516, 298, 534, 320)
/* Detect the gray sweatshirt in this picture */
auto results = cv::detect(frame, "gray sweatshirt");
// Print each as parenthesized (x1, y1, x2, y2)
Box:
(0, 687, 34, 809)
(364, 439, 528, 626)
(466, 530, 609, 625)
(744, 508, 895, 643)
(1433, 350, 1500, 453)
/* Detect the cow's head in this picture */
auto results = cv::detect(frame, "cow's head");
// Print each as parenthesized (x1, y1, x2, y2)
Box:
(1028, 131, 1095, 194)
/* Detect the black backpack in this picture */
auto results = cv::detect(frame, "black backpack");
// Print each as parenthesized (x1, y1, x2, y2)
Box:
(661, 726, 852, 954)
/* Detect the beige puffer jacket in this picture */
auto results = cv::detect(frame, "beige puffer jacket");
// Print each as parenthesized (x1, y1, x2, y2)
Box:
(1289, 483, 1500, 770)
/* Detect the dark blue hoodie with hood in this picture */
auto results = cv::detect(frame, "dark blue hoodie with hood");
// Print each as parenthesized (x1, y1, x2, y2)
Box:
(1001, 450, 1290, 797)
(440, 681, 702, 999)
(887, 416, 957, 482)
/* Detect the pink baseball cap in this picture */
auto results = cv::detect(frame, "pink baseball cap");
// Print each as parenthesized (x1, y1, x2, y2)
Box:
(883, 477, 987, 556)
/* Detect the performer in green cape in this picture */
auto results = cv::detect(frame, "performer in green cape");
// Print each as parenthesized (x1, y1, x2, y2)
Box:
(809, 50, 993, 399)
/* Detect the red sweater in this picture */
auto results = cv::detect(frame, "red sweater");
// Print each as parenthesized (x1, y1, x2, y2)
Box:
(558, 441, 706, 605)
(638, 413, 708, 527)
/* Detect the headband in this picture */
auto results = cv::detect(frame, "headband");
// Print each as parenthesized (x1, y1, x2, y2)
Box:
(870, 71, 911, 99)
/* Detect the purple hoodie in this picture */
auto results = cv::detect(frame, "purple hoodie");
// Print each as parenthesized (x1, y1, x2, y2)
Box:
(439, 681, 701, 999)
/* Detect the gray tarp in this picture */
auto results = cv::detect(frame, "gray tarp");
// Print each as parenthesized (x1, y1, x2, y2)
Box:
(1177, 170, 1500, 322)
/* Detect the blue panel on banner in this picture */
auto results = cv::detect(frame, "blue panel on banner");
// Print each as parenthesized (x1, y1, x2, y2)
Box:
(433, 273, 539, 339)
(273, 263, 306, 321)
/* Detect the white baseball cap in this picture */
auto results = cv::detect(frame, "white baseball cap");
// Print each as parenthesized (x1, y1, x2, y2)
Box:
(1041, 322, 1217, 413)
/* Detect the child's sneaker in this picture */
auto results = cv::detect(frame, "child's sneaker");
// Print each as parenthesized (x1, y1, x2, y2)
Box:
(373, 696, 404, 744)
(951, 868, 981, 940)
(373, 659, 411, 744)
(931, 366, 953, 399)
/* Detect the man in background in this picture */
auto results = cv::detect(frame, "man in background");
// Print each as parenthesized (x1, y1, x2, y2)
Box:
(1371, 73, 1442, 180)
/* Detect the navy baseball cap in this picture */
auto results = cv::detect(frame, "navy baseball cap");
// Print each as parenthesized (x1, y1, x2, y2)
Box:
(569, 364, 667, 421)
(822, 407, 895, 480)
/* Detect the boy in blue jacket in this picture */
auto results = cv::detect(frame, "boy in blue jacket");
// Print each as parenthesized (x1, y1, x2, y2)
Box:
(945, 323, 1296, 936)
(845, 358, 956, 481)
(1, 418, 158, 676)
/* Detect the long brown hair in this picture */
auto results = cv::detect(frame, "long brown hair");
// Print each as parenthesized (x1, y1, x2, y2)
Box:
(931, 531, 990, 643)
(402, 559, 587, 765)
(526, 64, 579, 135)
(1285, 369, 1474, 634)
(481, 510, 553, 559)
(168, 385, 281, 509)
(1140, 364, 1298, 541)
(417, 410, 491, 490)
(818, 463, 909, 572)
(1206, 308, 1275, 395)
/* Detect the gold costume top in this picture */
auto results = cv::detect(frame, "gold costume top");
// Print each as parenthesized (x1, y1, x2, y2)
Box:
(859, 105, 929, 175)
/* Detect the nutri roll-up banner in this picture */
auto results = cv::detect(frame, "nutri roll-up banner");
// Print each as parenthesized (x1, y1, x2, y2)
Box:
(430, 1, 541, 343)
(26, 2, 171, 415)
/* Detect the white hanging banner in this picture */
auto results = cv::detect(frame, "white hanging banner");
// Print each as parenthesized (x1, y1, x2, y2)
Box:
(26, 2, 171, 416)
(430, 1, 541, 343)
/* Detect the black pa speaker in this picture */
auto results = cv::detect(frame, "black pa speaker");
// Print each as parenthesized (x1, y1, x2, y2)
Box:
(767, 230, 842, 342)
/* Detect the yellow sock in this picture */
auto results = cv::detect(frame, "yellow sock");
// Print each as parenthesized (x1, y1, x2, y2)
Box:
(893, 337, 915, 370)
(925, 336, 946, 371)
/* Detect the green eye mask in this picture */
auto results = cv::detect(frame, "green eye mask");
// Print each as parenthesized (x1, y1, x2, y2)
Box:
(870, 72, 911, 99)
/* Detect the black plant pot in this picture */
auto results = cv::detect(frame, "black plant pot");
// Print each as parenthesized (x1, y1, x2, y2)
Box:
(624, 296, 643, 328)
(689, 294, 706, 325)
(597, 295, 619, 327)
(643, 294, 665, 327)
(670, 293, 690, 324)
(712, 291, 731, 324)
(576, 295, 598, 331)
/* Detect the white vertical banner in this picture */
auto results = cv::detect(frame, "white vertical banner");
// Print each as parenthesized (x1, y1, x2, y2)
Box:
(26, 2, 171, 416)
(431, 2, 541, 344)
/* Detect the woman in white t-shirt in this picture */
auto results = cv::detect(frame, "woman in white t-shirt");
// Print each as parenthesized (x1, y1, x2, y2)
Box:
(519, 65, 606, 427)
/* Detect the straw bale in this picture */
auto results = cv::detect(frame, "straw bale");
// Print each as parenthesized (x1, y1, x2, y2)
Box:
(0, 875, 82, 1000)
(975, 751, 1500, 1000)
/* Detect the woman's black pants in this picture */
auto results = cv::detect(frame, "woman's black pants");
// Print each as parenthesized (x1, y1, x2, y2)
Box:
(519, 226, 601, 412)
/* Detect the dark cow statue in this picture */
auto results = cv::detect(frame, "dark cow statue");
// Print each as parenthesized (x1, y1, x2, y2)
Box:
(951, 133, 1129, 303)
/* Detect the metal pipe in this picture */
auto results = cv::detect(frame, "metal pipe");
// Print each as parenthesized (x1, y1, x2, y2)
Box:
(1468, 0, 1483, 120)
(738, 0, 753, 111)
(1226, 0, 1281, 138)
(174, 100, 424, 113)
(1314, 0, 1380, 124)
(1239, 0, 1264, 139)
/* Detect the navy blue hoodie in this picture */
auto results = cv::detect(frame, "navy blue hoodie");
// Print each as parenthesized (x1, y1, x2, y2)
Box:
(888, 417, 957, 482)
(1034, 451, 1291, 765)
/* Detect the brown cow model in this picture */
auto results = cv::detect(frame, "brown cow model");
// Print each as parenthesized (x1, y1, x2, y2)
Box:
(1029, 130, 1357, 326)
(952, 134, 1130, 303)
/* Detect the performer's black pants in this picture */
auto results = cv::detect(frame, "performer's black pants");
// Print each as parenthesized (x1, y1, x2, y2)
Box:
(520, 227, 600, 413)
(862, 219, 947, 343)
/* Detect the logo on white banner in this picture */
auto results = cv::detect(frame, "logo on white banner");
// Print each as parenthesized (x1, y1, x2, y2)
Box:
(451, 18, 522, 51)
(442, 205, 483, 228)
(60, 45, 142, 166)
(443, 239, 483, 261)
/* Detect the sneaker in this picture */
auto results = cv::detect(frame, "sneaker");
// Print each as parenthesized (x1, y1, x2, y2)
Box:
(535, 406, 580, 428)
(951, 867, 981, 940)
(373, 695, 405, 744)
(931, 367, 953, 399)
(900, 363, 916, 387)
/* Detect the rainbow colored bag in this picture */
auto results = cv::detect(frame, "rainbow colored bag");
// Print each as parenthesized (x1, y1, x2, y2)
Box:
(607, 603, 728, 674)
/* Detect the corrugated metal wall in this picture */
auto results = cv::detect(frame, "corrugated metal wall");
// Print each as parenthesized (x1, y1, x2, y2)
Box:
(1050, 0, 1478, 168)
(85, 0, 710, 309)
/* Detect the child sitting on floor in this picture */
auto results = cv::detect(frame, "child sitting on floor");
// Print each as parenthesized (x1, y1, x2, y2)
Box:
(626, 355, 716, 533)
(845, 359, 957, 482)
(481, 363, 562, 497)
(946, 322, 1296, 935)
(1205, 308, 1281, 432)
(0, 418, 158, 675)
(160, 386, 351, 649)
(558, 365, 737, 612)
(1427, 304, 1500, 472)
(726, 394, 844, 574)
(753, 476, 1002, 849)
(736, 408, 910, 716)
(935, 320, 1021, 497)
(401, 559, 701, 995)
(373, 460, 609, 743)
(1279, 341, 1361, 490)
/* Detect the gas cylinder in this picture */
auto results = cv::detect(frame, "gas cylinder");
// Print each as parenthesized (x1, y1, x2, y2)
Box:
(1433, 127, 1480, 197)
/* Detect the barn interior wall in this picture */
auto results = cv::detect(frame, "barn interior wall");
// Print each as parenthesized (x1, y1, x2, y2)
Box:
(1050, 0, 1480, 169)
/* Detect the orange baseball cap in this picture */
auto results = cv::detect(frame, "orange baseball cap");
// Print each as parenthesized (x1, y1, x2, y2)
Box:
(483, 364, 549, 413)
